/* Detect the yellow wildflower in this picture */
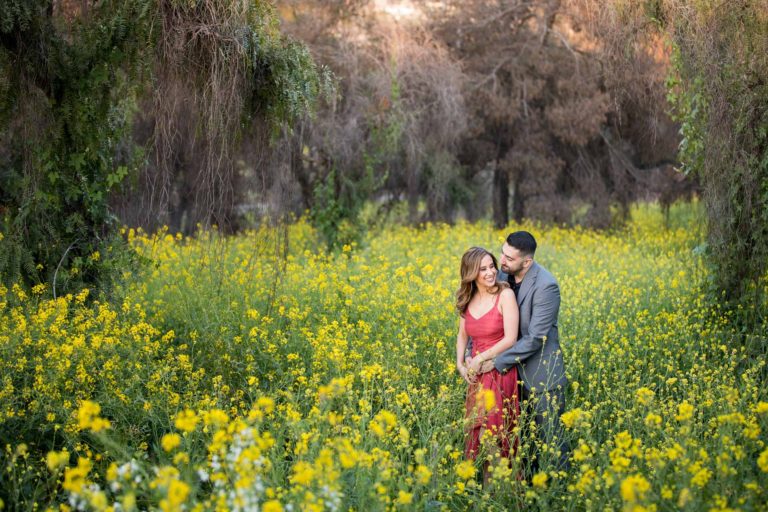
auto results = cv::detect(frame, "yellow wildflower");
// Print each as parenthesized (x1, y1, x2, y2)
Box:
(561, 408, 590, 429)
(677, 488, 692, 507)
(174, 409, 199, 433)
(262, 500, 283, 512)
(532, 472, 548, 489)
(161, 433, 182, 452)
(620, 474, 651, 503)
(635, 387, 654, 405)
(757, 448, 768, 473)
(475, 388, 496, 412)
(46, 450, 70, 471)
(76, 400, 111, 433)
(414, 464, 432, 485)
(369, 409, 397, 438)
(62, 457, 92, 493)
(615, 431, 633, 450)
(675, 402, 694, 422)
(160, 479, 190, 512)
(203, 409, 228, 427)
(290, 461, 315, 486)
(455, 460, 475, 480)
(644, 413, 662, 428)
(89, 491, 108, 510)
(396, 490, 413, 505)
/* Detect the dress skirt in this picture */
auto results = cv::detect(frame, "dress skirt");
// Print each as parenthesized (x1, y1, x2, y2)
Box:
(464, 366, 519, 460)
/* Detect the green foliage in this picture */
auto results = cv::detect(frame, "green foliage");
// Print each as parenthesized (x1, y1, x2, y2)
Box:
(309, 70, 400, 250)
(665, 47, 706, 177)
(247, 33, 336, 132)
(310, 161, 385, 250)
(311, 167, 352, 249)
(662, 1, 768, 324)
(0, 0, 331, 292)
(0, 0, 152, 294)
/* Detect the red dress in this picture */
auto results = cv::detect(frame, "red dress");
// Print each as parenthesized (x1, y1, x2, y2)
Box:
(464, 294, 519, 460)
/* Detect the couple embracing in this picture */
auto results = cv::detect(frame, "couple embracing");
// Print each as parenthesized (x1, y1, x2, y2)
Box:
(455, 231, 569, 480)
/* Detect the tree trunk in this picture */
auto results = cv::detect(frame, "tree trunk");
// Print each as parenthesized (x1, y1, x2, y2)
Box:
(407, 167, 420, 223)
(511, 170, 526, 223)
(492, 160, 509, 228)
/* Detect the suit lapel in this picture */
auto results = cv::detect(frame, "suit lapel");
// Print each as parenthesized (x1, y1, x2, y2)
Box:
(516, 262, 539, 305)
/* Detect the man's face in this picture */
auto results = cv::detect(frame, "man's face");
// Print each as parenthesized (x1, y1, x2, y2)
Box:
(499, 242, 530, 275)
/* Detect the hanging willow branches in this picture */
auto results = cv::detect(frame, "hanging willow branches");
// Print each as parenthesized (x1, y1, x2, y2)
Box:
(0, 0, 331, 291)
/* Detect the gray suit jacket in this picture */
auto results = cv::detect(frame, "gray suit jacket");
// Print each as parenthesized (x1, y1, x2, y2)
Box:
(496, 262, 566, 392)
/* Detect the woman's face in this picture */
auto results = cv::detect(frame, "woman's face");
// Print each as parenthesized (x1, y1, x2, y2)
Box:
(474, 254, 497, 289)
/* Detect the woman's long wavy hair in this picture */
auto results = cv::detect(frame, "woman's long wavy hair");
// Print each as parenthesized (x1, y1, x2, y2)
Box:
(455, 247, 507, 315)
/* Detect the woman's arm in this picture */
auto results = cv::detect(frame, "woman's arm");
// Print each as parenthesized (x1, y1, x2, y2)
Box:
(469, 289, 519, 373)
(456, 316, 474, 384)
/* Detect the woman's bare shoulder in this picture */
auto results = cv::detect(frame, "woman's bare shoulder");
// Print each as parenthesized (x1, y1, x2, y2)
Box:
(499, 287, 516, 300)
(499, 288, 517, 304)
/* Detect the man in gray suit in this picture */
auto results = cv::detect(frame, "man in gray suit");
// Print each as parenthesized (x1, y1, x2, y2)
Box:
(469, 231, 570, 473)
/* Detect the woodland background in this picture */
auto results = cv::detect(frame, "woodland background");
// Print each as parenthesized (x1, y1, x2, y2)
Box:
(1, 0, 767, 318)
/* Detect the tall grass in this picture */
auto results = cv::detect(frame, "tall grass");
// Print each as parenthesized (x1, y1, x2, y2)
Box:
(1, 201, 766, 511)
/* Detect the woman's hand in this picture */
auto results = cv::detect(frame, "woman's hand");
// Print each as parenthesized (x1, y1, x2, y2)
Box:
(457, 364, 475, 384)
(478, 358, 496, 374)
(467, 354, 484, 374)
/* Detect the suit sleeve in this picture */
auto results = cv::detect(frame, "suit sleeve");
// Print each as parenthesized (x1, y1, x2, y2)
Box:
(494, 280, 560, 372)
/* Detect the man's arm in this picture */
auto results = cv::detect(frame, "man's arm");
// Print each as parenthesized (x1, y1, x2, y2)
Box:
(493, 280, 560, 373)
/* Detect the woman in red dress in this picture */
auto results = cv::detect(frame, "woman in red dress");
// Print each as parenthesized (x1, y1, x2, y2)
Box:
(455, 247, 520, 466)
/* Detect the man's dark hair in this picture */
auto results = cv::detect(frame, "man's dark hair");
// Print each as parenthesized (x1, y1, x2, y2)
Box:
(506, 231, 537, 257)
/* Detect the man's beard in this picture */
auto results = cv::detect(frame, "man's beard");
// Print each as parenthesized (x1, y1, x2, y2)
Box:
(501, 264, 519, 275)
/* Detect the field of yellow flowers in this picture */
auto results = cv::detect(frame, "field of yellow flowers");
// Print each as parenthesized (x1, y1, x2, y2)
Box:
(1, 202, 767, 511)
